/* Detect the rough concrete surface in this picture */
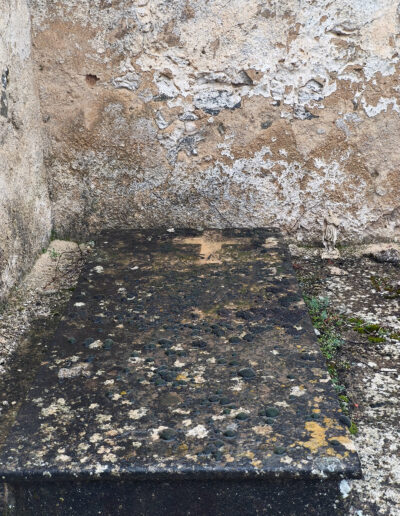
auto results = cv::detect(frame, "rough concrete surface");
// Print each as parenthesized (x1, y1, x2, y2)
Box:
(292, 244, 400, 515)
(27, 0, 400, 241)
(0, 239, 87, 510)
(0, 230, 359, 488)
(0, 240, 86, 376)
(0, 0, 51, 301)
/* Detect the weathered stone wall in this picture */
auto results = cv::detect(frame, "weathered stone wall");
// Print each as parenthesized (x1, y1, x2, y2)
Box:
(28, 0, 400, 241)
(0, 0, 51, 300)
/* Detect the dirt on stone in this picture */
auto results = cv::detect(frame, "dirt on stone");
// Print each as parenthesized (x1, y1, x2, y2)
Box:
(291, 242, 400, 516)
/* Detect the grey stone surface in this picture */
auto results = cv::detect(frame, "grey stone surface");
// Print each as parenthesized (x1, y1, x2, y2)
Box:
(291, 245, 400, 515)
(0, 0, 51, 301)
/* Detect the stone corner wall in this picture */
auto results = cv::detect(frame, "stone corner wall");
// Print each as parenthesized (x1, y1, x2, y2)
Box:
(0, 0, 51, 300)
(3, 0, 398, 247)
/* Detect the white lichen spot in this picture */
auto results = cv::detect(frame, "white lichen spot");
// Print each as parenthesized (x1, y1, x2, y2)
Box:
(96, 414, 112, 424)
(128, 407, 148, 420)
(88, 340, 103, 349)
(172, 408, 190, 415)
(340, 479, 352, 499)
(58, 363, 90, 379)
(56, 454, 71, 462)
(229, 383, 243, 392)
(290, 386, 306, 397)
(253, 425, 272, 436)
(187, 425, 208, 439)
(150, 426, 168, 441)
(94, 463, 108, 475)
(173, 359, 186, 368)
(89, 433, 103, 444)
(41, 398, 68, 417)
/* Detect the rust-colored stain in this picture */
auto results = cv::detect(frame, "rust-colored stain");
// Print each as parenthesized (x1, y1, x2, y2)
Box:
(175, 232, 250, 264)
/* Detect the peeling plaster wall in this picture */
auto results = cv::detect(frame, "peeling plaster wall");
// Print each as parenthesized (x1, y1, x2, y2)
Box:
(29, 0, 400, 241)
(0, 0, 51, 300)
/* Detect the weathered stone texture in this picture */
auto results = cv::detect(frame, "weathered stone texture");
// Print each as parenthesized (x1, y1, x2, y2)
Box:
(0, 0, 51, 300)
(28, 0, 400, 241)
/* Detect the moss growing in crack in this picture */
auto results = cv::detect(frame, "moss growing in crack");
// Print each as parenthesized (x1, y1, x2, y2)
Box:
(367, 336, 385, 343)
(370, 275, 400, 299)
(303, 296, 358, 427)
(50, 229, 60, 242)
(370, 275, 382, 291)
(348, 317, 364, 325)
(338, 394, 350, 413)
(354, 322, 381, 334)
(349, 421, 358, 436)
(48, 248, 61, 261)
(351, 317, 395, 343)
(304, 296, 344, 360)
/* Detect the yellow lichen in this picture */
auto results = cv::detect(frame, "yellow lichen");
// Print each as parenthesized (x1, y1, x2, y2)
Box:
(239, 450, 255, 459)
(175, 373, 188, 381)
(295, 417, 352, 456)
(301, 421, 328, 453)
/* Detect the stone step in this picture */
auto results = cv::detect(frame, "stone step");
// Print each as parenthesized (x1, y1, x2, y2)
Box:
(0, 229, 361, 515)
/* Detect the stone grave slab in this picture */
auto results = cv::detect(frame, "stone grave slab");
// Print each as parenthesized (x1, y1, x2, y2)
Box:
(0, 229, 361, 515)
